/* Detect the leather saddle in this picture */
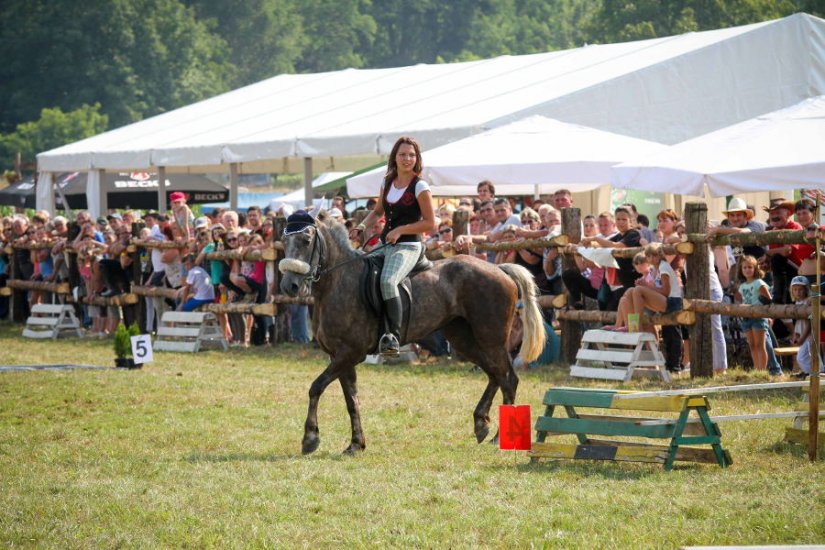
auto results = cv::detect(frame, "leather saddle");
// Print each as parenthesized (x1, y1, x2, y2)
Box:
(360, 247, 432, 351)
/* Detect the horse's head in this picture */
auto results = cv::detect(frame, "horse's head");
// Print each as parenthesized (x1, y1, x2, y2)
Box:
(279, 210, 323, 296)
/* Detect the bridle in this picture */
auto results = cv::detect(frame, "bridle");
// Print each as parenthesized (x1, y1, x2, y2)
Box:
(280, 226, 326, 290)
(280, 224, 389, 291)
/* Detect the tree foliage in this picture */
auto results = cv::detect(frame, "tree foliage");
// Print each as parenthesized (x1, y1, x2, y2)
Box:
(0, 0, 231, 133)
(585, 0, 804, 43)
(183, 0, 304, 86)
(0, 104, 108, 169)
(1, 0, 822, 172)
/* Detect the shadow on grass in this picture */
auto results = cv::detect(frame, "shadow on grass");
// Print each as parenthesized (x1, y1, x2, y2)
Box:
(763, 439, 815, 458)
(184, 451, 299, 463)
(495, 458, 708, 479)
(183, 450, 362, 463)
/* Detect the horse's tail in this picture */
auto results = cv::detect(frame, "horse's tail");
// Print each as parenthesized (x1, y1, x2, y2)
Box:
(498, 263, 546, 364)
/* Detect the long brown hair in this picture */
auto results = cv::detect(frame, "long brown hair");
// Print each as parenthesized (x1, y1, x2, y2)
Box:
(385, 136, 423, 184)
(737, 254, 764, 282)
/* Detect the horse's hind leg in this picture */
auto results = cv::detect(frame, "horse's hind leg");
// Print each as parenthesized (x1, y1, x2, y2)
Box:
(302, 363, 342, 455)
(499, 361, 519, 405)
(444, 319, 518, 443)
(339, 364, 366, 454)
(473, 379, 499, 443)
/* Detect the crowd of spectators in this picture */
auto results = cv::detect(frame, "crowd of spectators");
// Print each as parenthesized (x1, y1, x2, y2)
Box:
(349, 180, 822, 377)
(1, 185, 822, 376)
(0, 197, 306, 347)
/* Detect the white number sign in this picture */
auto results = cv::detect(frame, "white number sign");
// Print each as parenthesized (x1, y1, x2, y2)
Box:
(131, 334, 153, 364)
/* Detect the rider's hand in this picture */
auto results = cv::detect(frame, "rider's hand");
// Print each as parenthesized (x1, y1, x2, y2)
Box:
(386, 228, 402, 244)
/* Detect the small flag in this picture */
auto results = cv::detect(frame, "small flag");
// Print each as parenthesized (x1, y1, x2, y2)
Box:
(499, 405, 532, 450)
(802, 189, 825, 205)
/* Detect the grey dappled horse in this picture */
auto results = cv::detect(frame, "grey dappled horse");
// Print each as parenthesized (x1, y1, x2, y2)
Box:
(279, 214, 545, 454)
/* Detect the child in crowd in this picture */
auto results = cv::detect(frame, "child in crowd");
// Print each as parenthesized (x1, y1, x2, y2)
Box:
(177, 253, 215, 312)
(362, 216, 386, 252)
(230, 233, 265, 303)
(582, 215, 598, 239)
(607, 243, 682, 334)
(789, 276, 823, 378)
(630, 242, 683, 317)
(735, 255, 772, 371)
(169, 191, 194, 239)
(605, 252, 653, 331)
(494, 226, 518, 264)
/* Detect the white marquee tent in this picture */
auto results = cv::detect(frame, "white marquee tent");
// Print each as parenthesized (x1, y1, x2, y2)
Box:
(36, 13, 825, 216)
(612, 95, 825, 197)
(346, 115, 666, 197)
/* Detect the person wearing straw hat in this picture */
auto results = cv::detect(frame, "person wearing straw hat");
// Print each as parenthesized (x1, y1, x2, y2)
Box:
(708, 197, 765, 236)
(707, 197, 767, 286)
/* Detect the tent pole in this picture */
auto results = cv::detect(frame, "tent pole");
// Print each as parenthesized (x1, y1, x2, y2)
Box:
(35, 171, 55, 215)
(85, 170, 104, 219)
(810, 190, 822, 461)
(229, 163, 239, 212)
(157, 166, 167, 215)
(304, 158, 313, 208)
(53, 174, 73, 219)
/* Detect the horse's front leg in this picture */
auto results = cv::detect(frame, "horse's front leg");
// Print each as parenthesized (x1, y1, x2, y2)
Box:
(302, 363, 341, 455)
(339, 364, 366, 454)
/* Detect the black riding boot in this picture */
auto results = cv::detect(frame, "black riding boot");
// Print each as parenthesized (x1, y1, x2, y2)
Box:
(379, 296, 403, 357)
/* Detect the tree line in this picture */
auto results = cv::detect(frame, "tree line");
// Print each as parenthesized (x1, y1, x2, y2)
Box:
(1, 0, 822, 175)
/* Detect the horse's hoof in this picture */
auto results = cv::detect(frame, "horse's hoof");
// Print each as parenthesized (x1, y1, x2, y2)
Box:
(302, 435, 320, 455)
(342, 443, 365, 456)
(488, 433, 500, 446)
(475, 423, 490, 443)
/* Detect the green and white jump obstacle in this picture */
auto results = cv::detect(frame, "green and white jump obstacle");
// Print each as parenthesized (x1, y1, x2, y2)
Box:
(529, 387, 732, 470)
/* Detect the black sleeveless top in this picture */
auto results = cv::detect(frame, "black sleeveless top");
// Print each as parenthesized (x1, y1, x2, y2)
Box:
(381, 177, 423, 244)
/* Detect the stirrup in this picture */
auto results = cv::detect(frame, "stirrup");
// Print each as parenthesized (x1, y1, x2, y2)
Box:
(378, 333, 400, 357)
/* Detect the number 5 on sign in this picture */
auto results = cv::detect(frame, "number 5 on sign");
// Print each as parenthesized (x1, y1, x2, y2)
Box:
(131, 334, 153, 364)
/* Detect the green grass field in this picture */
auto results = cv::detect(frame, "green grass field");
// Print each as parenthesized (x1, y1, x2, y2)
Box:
(0, 322, 823, 548)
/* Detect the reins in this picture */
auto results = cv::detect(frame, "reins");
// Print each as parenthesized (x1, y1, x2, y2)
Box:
(316, 243, 390, 277)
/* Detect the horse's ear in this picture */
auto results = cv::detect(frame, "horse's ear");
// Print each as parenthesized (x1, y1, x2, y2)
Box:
(309, 201, 323, 219)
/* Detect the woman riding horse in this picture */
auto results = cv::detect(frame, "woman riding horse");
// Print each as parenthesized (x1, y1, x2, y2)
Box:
(278, 138, 545, 455)
(349, 136, 436, 356)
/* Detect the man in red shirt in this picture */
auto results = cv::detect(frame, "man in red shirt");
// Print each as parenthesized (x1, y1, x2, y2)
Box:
(763, 199, 802, 304)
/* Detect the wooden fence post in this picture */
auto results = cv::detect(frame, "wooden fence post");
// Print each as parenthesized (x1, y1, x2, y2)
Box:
(271, 217, 290, 343)
(122, 221, 142, 328)
(453, 209, 469, 238)
(10, 244, 27, 323)
(560, 207, 582, 364)
(685, 202, 712, 378)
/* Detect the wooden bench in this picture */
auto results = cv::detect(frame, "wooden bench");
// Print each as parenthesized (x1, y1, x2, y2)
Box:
(153, 311, 228, 353)
(773, 346, 800, 373)
(570, 329, 670, 382)
(22, 304, 83, 339)
(529, 387, 731, 470)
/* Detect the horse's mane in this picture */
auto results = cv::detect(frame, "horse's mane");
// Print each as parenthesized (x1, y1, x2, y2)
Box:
(318, 215, 361, 259)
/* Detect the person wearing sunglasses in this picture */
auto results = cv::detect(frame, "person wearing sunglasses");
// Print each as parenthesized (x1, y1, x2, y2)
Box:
(763, 199, 802, 305)
(425, 220, 454, 253)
